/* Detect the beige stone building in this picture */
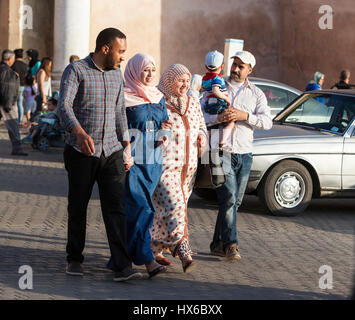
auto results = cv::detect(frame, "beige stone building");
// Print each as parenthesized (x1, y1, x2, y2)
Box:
(1, 0, 354, 90)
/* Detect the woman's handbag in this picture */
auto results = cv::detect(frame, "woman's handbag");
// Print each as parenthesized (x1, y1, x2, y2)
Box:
(194, 150, 226, 189)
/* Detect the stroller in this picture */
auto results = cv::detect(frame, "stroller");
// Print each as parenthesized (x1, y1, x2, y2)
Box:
(30, 112, 65, 151)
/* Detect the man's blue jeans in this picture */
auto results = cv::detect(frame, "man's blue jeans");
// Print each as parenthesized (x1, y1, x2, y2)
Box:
(210, 152, 253, 251)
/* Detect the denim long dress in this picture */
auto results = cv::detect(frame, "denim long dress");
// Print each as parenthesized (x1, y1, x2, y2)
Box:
(123, 97, 169, 266)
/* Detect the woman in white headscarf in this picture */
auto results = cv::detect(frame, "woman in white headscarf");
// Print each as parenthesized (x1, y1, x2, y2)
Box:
(151, 64, 208, 273)
(187, 74, 203, 101)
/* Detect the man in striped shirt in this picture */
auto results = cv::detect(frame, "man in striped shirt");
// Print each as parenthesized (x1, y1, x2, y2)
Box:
(58, 28, 142, 282)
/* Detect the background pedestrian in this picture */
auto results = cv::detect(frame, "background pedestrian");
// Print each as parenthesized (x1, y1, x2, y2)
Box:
(331, 69, 352, 89)
(23, 74, 37, 127)
(305, 71, 325, 91)
(187, 74, 203, 101)
(69, 55, 80, 64)
(11, 49, 28, 124)
(36, 57, 52, 114)
(0, 49, 28, 156)
(26, 49, 41, 76)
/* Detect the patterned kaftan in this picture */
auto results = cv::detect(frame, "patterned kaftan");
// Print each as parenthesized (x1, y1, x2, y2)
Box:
(151, 96, 207, 256)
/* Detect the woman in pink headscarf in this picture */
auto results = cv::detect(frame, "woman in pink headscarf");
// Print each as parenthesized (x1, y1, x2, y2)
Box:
(108, 53, 172, 278)
(151, 64, 208, 273)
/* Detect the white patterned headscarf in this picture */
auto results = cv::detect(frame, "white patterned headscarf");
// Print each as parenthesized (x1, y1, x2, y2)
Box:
(158, 64, 191, 112)
(188, 74, 203, 100)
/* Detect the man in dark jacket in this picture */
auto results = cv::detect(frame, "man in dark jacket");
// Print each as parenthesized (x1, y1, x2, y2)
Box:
(0, 49, 27, 156)
(331, 70, 353, 89)
(11, 49, 28, 124)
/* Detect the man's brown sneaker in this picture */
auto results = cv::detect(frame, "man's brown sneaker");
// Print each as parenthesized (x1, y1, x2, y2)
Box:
(225, 244, 241, 260)
(210, 243, 225, 257)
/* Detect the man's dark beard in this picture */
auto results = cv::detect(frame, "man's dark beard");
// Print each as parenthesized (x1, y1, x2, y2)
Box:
(104, 52, 116, 70)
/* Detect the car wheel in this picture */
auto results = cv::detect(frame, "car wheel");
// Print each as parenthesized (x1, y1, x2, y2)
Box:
(193, 188, 217, 201)
(38, 137, 49, 152)
(258, 160, 313, 216)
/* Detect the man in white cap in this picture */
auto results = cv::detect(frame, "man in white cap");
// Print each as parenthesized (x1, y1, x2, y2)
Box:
(203, 50, 272, 260)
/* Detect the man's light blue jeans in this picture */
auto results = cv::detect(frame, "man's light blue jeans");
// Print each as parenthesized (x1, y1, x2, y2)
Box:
(210, 152, 253, 252)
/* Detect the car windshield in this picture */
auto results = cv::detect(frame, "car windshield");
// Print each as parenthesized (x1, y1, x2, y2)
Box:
(280, 93, 355, 134)
(256, 84, 299, 117)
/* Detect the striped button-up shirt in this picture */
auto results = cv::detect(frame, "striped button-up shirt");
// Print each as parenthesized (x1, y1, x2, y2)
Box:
(58, 54, 129, 158)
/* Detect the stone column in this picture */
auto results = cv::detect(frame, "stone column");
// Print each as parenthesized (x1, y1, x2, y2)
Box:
(52, 0, 91, 90)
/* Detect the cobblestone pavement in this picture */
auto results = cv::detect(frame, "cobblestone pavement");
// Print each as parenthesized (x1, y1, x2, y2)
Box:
(0, 123, 354, 300)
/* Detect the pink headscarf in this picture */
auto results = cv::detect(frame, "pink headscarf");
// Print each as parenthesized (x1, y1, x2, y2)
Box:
(124, 53, 163, 107)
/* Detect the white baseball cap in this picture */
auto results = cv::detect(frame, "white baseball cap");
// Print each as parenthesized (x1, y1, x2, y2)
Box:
(231, 50, 256, 68)
(205, 50, 224, 70)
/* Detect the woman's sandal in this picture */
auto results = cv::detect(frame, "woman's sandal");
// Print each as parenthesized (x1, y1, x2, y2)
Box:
(156, 256, 173, 266)
(148, 265, 167, 279)
(182, 259, 196, 273)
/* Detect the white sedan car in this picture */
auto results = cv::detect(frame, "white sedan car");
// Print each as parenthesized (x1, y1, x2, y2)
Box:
(195, 89, 355, 216)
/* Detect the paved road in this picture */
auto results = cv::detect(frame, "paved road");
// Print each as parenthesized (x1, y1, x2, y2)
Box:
(0, 123, 354, 300)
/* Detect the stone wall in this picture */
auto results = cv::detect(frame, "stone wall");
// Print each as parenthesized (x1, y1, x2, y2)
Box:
(21, 0, 54, 59)
(90, 0, 163, 82)
(88, 0, 280, 84)
(1, 0, 354, 91)
(280, 0, 355, 90)
(160, 0, 280, 81)
(0, 0, 54, 59)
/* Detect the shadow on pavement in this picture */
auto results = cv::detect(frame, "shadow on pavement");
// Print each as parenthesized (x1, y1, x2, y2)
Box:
(0, 138, 64, 164)
(0, 162, 100, 199)
(239, 196, 355, 236)
(191, 192, 355, 236)
(0, 229, 108, 249)
(0, 244, 347, 300)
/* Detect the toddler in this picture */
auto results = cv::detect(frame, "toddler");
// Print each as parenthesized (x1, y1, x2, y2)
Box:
(202, 50, 233, 148)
